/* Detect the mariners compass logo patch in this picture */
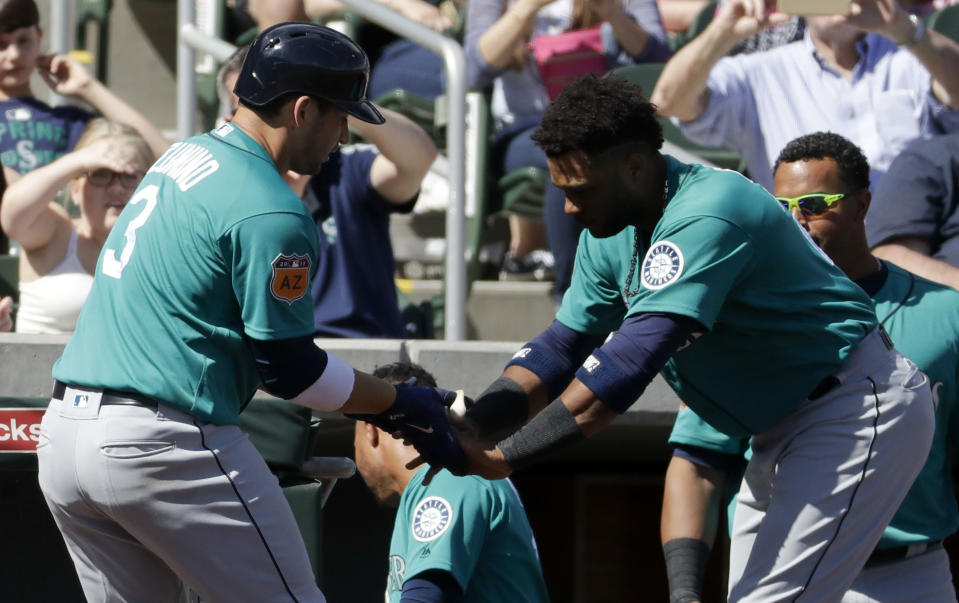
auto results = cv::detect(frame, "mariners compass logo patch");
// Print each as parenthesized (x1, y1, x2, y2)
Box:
(411, 496, 453, 542)
(641, 241, 684, 290)
(270, 253, 311, 303)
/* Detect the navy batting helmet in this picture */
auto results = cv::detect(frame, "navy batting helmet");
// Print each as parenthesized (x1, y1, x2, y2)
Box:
(234, 22, 384, 125)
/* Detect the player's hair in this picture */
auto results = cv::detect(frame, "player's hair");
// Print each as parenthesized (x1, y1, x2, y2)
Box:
(239, 92, 336, 121)
(216, 44, 250, 116)
(74, 118, 155, 170)
(531, 74, 663, 158)
(0, 0, 39, 34)
(774, 132, 871, 193)
(372, 362, 438, 387)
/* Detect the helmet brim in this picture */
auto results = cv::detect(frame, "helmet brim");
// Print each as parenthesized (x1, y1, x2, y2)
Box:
(337, 99, 385, 125)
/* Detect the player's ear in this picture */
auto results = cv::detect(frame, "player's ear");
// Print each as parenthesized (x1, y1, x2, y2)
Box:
(854, 190, 871, 222)
(366, 422, 381, 447)
(291, 95, 312, 128)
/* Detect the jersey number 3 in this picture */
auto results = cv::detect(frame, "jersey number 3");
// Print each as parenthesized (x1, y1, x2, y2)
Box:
(102, 185, 159, 279)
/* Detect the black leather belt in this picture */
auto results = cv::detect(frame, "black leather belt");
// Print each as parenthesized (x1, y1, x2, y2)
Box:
(866, 540, 943, 567)
(52, 380, 159, 410)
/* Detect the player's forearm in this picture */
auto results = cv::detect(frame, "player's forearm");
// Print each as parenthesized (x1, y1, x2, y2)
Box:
(78, 81, 170, 157)
(872, 242, 959, 292)
(661, 455, 724, 603)
(661, 455, 724, 546)
(650, 20, 737, 121)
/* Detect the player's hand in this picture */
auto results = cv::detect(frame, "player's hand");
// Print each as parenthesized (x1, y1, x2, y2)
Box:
(36, 54, 95, 98)
(348, 381, 470, 474)
(0, 296, 13, 332)
(408, 421, 513, 483)
(715, 0, 789, 39)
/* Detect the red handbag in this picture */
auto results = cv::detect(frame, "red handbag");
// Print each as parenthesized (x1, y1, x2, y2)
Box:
(529, 26, 608, 101)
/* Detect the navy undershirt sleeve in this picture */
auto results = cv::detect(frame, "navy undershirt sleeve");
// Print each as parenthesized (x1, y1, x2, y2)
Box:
(527, 320, 607, 399)
(247, 335, 328, 399)
(401, 570, 464, 603)
(575, 313, 704, 413)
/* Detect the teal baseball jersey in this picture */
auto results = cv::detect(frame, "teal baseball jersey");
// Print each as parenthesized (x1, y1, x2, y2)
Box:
(386, 468, 549, 603)
(669, 261, 959, 547)
(557, 156, 877, 436)
(53, 123, 318, 425)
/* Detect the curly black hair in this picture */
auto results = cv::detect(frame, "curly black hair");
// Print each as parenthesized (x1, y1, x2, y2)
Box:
(530, 74, 663, 158)
(372, 362, 437, 387)
(774, 132, 870, 193)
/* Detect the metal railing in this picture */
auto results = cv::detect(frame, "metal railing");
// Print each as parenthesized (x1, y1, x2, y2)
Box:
(176, 0, 469, 340)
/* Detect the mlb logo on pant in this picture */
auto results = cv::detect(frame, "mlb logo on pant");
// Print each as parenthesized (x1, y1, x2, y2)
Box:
(73, 394, 89, 408)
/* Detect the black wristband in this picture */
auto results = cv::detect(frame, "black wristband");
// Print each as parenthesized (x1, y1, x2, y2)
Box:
(663, 538, 710, 603)
(498, 398, 584, 470)
(464, 377, 530, 440)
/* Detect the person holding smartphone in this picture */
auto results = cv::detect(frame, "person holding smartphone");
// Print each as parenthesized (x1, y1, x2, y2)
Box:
(650, 0, 959, 194)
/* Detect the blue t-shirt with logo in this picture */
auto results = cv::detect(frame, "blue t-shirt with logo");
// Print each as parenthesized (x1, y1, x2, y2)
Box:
(305, 145, 415, 338)
(0, 97, 93, 173)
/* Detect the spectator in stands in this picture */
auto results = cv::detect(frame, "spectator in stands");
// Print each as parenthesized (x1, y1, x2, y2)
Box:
(355, 361, 550, 602)
(466, 0, 670, 291)
(0, 0, 167, 174)
(0, 119, 154, 333)
(219, 46, 437, 338)
(651, 0, 959, 192)
(867, 133, 959, 290)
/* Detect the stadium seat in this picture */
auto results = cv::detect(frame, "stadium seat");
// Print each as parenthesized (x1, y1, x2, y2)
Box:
(497, 166, 547, 220)
(75, 0, 113, 82)
(373, 88, 441, 147)
(928, 5, 959, 43)
(670, 1, 717, 52)
(611, 62, 744, 172)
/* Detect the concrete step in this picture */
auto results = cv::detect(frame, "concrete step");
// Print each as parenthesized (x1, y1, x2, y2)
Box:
(400, 279, 557, 341)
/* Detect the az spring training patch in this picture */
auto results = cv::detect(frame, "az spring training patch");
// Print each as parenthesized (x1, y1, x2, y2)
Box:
(641, 241, 684, 290)
(411, 496, 453, 542)
(270, 253, 311, 303)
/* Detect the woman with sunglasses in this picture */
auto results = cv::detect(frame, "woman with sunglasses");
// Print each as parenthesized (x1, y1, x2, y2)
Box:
(0, 118, 154, 333)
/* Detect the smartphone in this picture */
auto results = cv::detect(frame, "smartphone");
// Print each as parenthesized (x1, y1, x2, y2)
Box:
(778, 0, 852, 16)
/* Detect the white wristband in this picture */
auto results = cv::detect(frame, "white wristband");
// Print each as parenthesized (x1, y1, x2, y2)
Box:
(291, 353, 356, 412)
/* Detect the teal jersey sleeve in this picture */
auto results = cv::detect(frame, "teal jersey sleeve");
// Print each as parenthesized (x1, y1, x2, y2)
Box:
(227, 212, 318, 340)
(387, 469, 549, 603)
(629, 216, 754, 328)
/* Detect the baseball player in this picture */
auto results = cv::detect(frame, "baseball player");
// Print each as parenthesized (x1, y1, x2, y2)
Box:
(355, 362, 550, 602)
(35, 23, 463, 603)
(434, 75, 936, 601)
(663, 132, 959, 603)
